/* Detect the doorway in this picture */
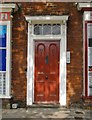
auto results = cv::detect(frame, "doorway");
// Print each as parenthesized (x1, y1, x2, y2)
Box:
(25, 15, 68, 106)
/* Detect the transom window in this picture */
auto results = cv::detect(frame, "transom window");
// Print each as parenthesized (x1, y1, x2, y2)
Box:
(34, 24, 61, 35)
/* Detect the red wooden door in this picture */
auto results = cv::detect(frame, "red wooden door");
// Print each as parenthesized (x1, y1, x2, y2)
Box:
(34, 40, 60, 103)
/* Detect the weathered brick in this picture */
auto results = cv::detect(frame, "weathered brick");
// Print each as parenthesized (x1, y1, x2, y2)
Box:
(2, 2, 88, 107)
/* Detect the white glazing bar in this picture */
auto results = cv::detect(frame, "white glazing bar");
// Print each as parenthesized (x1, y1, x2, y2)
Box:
(0, 47, 6, 49)
(51, 24, 52, 35)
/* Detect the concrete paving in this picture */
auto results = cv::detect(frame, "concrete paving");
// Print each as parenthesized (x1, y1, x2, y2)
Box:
(1, 106, 92, 120)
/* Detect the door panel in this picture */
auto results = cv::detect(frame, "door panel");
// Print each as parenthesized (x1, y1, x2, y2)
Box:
(37, 43, 46, 72)
(35, 43, 46, 101)
(34, 40, 60, 103)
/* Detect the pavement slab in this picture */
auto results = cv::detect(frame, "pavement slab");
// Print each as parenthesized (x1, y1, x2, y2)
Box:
(1, 107, 92, 120)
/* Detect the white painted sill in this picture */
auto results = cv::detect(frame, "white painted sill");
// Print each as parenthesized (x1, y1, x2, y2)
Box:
(0, 95, 12, 99)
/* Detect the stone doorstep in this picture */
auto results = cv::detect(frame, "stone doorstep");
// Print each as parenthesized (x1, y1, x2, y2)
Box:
(26, 103, 61, 108)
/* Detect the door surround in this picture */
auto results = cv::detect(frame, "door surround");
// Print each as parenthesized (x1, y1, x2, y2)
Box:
(25, 16, 69, 106)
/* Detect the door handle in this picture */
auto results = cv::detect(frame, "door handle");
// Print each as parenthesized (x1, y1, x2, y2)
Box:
(45, 56, 49, 64)
(45, 76, 48, 79)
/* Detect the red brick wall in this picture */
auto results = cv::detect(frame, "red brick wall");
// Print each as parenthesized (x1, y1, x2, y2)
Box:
(11, 2, 83, 106)
(12, 9, 27, 104)
(66, 3, 83, 105)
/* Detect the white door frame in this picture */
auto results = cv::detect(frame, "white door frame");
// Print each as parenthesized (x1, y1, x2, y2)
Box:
(25, 16, 69, 106)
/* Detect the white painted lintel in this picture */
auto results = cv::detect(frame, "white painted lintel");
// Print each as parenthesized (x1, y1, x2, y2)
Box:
(77, 3, 92, 10)
(0, 4, 16, 12)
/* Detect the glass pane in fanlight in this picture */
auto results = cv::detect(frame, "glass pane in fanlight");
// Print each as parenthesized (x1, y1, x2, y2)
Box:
(43, 24, 51, 35)
(52, 24, 61, 35)
(34, 24, 42, 35)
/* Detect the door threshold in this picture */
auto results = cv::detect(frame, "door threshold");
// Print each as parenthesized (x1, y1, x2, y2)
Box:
(29, 103, 60, 108)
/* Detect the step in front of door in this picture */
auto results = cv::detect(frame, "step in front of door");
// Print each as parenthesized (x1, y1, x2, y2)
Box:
(28, 103, 60, 108)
